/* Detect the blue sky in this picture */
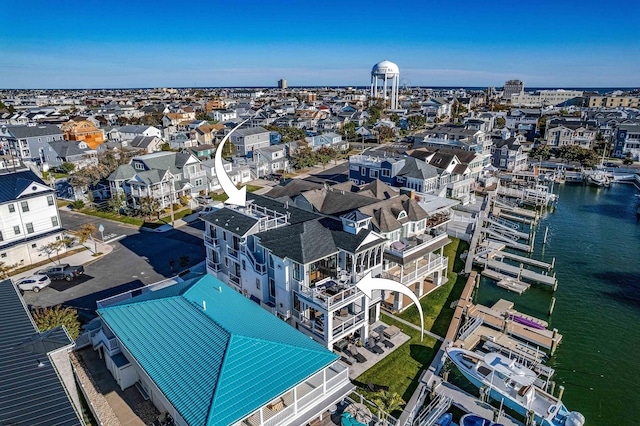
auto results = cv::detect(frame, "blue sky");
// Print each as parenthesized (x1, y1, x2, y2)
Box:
(2, 0, 639, 88)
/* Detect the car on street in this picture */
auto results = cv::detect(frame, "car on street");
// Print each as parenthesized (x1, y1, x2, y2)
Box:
(603, 162, 619, 168)
(15, 274, 52, 292)
(196, 195, 213, 205)
(38, 263, 85, 281)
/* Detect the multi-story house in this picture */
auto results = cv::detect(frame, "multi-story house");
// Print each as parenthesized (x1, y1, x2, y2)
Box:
(491, 135, 528, 172)
(251, 145, 289, 177)
(545, 119, 597, 148)
(0, 168, 64, 266)
(202, 194, 388, 349)
(613, 123, 640, 160)
(162, 112, 196, 127)
(0, 124, 65, 163)
(47, 140, 98, 170)
(211, 109, 238, 122)
(117, 125, 162, 141)
(60, 119, 105, 149)
(305, 133, 349, 152)
(108, 151, 206, 209)
(192, 124, 224, 145)
(413, 124, 492, 156)
(355, 195, 450, 312)
(92, 274, 353, 426)
(229, 126, 271, 157)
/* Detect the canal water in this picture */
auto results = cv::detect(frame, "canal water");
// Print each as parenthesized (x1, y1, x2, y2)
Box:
(476, 182, 640, 425)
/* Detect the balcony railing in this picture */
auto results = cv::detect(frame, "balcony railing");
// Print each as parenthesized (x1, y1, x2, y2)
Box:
(204, 234, 219, 248)
(332, 311, 366, 337)
(297, 276, 362, 310)
(228, 247, 239, 260)
(207, 259, 221, 272)
(385, 232, 449, 258)
(241, 246, 267, 275)
(382, 255, 448, 285)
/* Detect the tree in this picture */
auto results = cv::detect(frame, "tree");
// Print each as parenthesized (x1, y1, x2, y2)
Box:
(107, 191, 126, 213)
(390, 113, 400, 126)
(139, 112, 163, 126)
(529, 144, 552, 161)
(40, 238, 73, 265)
(451, 101, 468, 123)
(316, 146, 336, 167)
(291, 145, 317, 170)
(372, 390, 404, 421)
(623, 152, 634, 165)
(407, 115, 426, 130)
(31, 305, 81, 339)
(0, 261, 19, 278)
(196, 111, 210, 121)
(342, 121, 356, 140)
(69, 149, 137, 193)
(377, 125, 395, 142)
(0, 100, 16, 113)
(59, 162, 76, 174)
(366, 101, 385, 125)
(495, 117, 506, 129)
(264, 125, 306, 143)
(556, 145, 600, 168)
(137, 196, 161, 221)
(78, 223, 97, 253)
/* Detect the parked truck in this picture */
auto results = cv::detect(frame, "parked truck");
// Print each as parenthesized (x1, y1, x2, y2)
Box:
(38, 263, 85, 281)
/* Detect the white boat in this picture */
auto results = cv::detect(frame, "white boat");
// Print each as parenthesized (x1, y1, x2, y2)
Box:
(445, 347, 585, 426)
(587, 171, 610, 187)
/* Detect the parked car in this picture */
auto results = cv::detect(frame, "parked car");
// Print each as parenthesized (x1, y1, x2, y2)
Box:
(603, 162, 619, 168)
(198, 201, 224, 217)
(15, 274, 51, 292)
(196, 195, 213, 205)
(38, 263, 85, 281)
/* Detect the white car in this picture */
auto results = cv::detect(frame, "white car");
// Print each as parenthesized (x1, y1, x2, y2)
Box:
(16, 274, 52, 292)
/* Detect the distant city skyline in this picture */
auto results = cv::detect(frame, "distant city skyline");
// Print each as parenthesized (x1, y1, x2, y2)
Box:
(2, 0, 639, 89)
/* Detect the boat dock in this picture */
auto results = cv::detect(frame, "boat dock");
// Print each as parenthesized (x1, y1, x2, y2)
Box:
(481, 269, 530, 294)
(493, 251, 555, 271)
(476, 258, 557, 289)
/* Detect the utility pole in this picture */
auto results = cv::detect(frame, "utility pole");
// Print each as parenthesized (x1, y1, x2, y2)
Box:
(170, 175, 175, 228)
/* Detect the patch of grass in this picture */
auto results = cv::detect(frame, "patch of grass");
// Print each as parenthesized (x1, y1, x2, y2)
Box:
(356, 315, 439, 414)
(57, 199, 72, 208)
(210, 185, 262, 202)
(79, 209, 145, 226)
(158, 208, 193, 222)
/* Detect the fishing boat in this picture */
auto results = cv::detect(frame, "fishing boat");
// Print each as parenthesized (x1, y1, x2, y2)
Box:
(460, 413, 503, 426)
(445, 347, 585, 426)
(586, 171, 610, 187)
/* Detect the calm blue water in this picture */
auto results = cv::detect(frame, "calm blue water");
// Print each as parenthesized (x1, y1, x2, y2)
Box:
(476, 183, 640, 425)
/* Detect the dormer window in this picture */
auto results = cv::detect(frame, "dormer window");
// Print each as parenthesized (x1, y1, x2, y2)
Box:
(134, 162, 144, 170)
(397, 211, 407, 220)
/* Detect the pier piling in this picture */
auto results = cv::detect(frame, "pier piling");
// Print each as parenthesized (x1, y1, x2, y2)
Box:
(543, 226, 549, 244)
(549, 297, 556, 315)
(558, 385, 565, 400)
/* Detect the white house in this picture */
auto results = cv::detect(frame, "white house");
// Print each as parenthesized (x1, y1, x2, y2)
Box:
(0, 168, 64, 267)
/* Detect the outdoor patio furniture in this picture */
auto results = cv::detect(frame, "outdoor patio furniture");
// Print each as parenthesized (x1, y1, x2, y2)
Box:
(367, 341, 384, 354)
(383, 325, 400, 339)
(382, 339, 395, 348)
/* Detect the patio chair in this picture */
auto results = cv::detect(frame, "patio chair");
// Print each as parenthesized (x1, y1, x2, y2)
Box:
(367, 381, 390, 392)
(382, 339, 395, 348)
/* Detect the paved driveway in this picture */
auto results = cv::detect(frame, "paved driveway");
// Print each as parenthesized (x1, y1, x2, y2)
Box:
(22, 211, 206, 318)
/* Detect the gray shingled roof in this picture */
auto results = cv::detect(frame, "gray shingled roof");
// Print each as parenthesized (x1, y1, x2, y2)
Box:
(0, 279, 82, 425)
(108, 164, 136, 181)
(5, 124, 63, 138)
(202, 208, 260, 236)
(396, 157, 439, 180)
(0, 169, 53, 203)
(48, 140, 94, 158)
(257, 219, 338, 264)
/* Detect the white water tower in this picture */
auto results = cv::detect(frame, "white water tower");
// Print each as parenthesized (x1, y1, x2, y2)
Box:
(370, 60, 400, 109)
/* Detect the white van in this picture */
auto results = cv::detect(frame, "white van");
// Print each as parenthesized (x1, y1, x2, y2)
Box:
(198, 201, 224, 217)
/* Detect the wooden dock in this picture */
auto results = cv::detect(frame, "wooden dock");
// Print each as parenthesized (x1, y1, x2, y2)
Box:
(480, 259, 557, 288)
(493, 251, 554, 270)
(481, 269, 530, 294)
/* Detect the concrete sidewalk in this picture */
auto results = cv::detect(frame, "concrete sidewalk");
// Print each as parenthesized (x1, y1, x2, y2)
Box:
(10, 241, 114, 281)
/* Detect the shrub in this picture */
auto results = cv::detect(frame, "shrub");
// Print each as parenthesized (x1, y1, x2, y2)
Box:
(31, 305, 81, 339)
(72, 200, 85, 209)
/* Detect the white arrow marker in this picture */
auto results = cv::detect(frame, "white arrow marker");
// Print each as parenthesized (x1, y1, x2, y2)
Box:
(214, 119, 251, 206)
(356, 271, 424, 341)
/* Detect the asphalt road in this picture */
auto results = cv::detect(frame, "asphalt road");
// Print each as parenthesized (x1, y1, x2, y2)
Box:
(23, 209, 206, 318)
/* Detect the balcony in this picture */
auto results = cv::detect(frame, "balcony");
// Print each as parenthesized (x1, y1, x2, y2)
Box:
(385, 232, 449, 259)
(240, 246, 267, 275)
(382, 254, 448, 285)
(297, 275, 362, 310)
(207, 259, 221, 272)
(204, 234, 220, 248)
(332, 311, 366, 338)
(228, 247, 239, 260)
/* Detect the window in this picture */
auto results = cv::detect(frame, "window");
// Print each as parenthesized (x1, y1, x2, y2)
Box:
(242, 260, 246, 270)
(51, 216, 59, 227)
(381, 169, 391, 177)
(47, 195, 54, 206)
(360, 166, 366, 175)
(293, 263, 303, 281)
(26, 223, 34, 234)
(370, 169, 379, 178)
(21, 201, 29, 212)
(8, 204, 15, 213)
(14, 226, 20, 235)
(0, 231, 3, 242)
(269, 278, 276, 298)
(256, 278, 261, 290)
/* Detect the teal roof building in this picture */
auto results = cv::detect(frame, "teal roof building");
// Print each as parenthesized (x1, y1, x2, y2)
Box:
(97, 274, 351, 426)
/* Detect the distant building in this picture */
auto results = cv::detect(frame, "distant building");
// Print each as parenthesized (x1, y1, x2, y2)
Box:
(613, 123, 640, 160)
(588, 94, 640, 108)
(229, 126, 271, 156)
(503, 79, 524, 101)
(278, 78, 288, 89)
(0, 124, 64, 163)
(60, 120, 105, 149)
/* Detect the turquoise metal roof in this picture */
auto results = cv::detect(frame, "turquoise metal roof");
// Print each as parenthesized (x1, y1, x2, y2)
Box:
(98, 275, 338, 426)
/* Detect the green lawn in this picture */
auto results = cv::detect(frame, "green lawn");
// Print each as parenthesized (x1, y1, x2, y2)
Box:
(355, 237, 470, 410)
(210, 184, 262, 202)
(77, 207, 194, 229)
